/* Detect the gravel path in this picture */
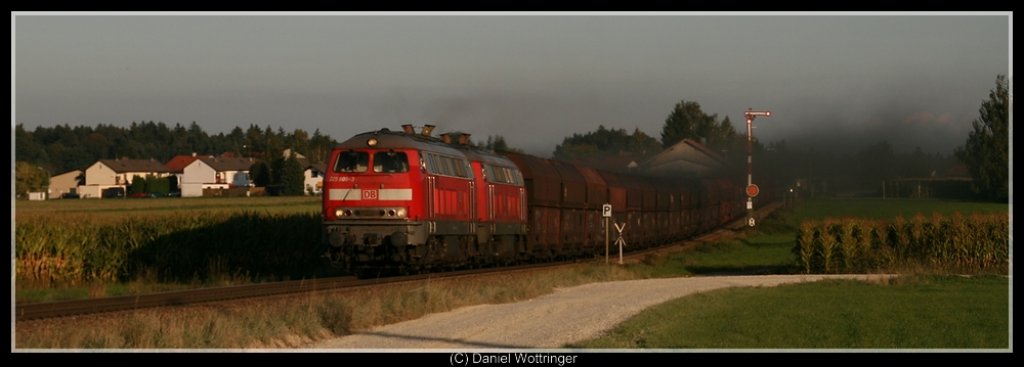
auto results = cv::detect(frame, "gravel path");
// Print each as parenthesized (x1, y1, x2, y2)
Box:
(306, 274, 891, 349)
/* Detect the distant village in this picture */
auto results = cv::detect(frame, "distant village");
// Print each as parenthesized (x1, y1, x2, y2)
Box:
(37, 148, 324, 200)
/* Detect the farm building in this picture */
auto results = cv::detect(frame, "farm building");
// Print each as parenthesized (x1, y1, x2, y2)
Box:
(78, 159, 170, 199)
(643, 138, 728, 177)
(47, 170, 83, 199)
(181, 156, 254, 197)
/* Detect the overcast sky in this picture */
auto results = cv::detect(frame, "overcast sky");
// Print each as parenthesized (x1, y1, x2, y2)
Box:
(13, 12, 1011, 156)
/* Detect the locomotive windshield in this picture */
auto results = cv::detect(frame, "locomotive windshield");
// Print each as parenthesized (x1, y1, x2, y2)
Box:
(373, 151, 409, 173)
(334, 151, 369, 173)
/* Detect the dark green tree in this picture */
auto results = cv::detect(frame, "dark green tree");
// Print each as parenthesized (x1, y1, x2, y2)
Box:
(308, 129, 335, 164)
(249, 161, 272, 188)
(129, 175, 147, 195)
(147, 174, 171, 195)
(708, 116, 739, 151)
(661, 100, 718, 148)
(15, 161, 49, 197)
(955, 75, 1009, 202)
(279, 155, 306, 196)
(554, 125, 661, 161)
(168, 175, 180, 193)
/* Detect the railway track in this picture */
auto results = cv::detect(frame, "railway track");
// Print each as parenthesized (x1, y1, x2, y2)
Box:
(16, 202, 783, 321)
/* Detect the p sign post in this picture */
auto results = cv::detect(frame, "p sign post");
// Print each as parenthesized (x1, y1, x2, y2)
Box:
(602, 204, 612, 264)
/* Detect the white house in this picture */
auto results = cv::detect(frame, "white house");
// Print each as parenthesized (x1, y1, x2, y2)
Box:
(181, 156, 254, 197)
(304, 163, 325, 195)
(164, 154, 199, 191)
(79, 159, 170, 199)
(48, 170, 83, 199)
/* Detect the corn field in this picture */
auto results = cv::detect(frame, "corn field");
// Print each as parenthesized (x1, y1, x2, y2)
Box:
(793, 212, 1008, 274)
(15, 211, 329, 285)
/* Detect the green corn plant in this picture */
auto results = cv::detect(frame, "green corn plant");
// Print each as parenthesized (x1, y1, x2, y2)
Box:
(855, 220, 874, 272)
(891, 216, 910, 267)
(839, 219, 858, 273)
(818, 219, 838, 274)
(795, 220, 817, 274)
(947, 212, 970, 271)
(872, 219, 893, 269)
(908, 213, 927, 265)
(928, 213, 950, 269)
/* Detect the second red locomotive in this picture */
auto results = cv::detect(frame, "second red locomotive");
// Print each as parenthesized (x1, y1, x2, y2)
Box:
(322, 125, 744, 273)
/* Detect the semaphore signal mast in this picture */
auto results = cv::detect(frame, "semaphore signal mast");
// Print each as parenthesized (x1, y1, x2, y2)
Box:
(743, 108, 771, 227)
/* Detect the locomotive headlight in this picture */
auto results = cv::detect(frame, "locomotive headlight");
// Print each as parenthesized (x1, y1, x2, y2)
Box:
(396, 207, 407, 218)
(334, 208, 345, 218)
(367, 137, 378, 147)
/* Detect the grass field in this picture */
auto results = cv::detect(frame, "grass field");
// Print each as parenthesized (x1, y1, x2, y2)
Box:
(15, 196, 321, 220)
(570, 275, 1009, 349)
(636, 234, 798, 278)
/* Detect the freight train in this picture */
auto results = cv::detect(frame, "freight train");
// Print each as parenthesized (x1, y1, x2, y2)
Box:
(322, 125, 749, 274)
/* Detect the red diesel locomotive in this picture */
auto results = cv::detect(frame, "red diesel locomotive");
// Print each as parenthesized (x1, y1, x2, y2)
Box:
(322, 125, 746, 273)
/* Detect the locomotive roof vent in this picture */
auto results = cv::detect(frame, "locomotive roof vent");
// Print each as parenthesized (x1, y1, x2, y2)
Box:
(439, 132, 472, 145)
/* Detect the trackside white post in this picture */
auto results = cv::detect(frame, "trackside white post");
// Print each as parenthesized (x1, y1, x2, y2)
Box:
(614, 222, 627, 265)
(603, 203, 612, 265)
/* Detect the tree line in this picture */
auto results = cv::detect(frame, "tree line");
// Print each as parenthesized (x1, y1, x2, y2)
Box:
(14, 121, 338, 175)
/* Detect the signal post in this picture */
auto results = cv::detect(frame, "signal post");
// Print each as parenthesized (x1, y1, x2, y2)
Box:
(744, 108, 771, 227)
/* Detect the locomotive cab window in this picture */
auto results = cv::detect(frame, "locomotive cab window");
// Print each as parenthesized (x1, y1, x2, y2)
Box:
(334, 151, 369, 173)
(373, 151, 409, 173)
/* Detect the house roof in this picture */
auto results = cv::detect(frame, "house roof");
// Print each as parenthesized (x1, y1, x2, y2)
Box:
(194, 156, 254, 172)
(98, 159, 170, 173)
(562, 154, 641, 173)
(164, 155, 199, 173)
(51, 170, 83, 179)
(642, 139, 727, 177)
